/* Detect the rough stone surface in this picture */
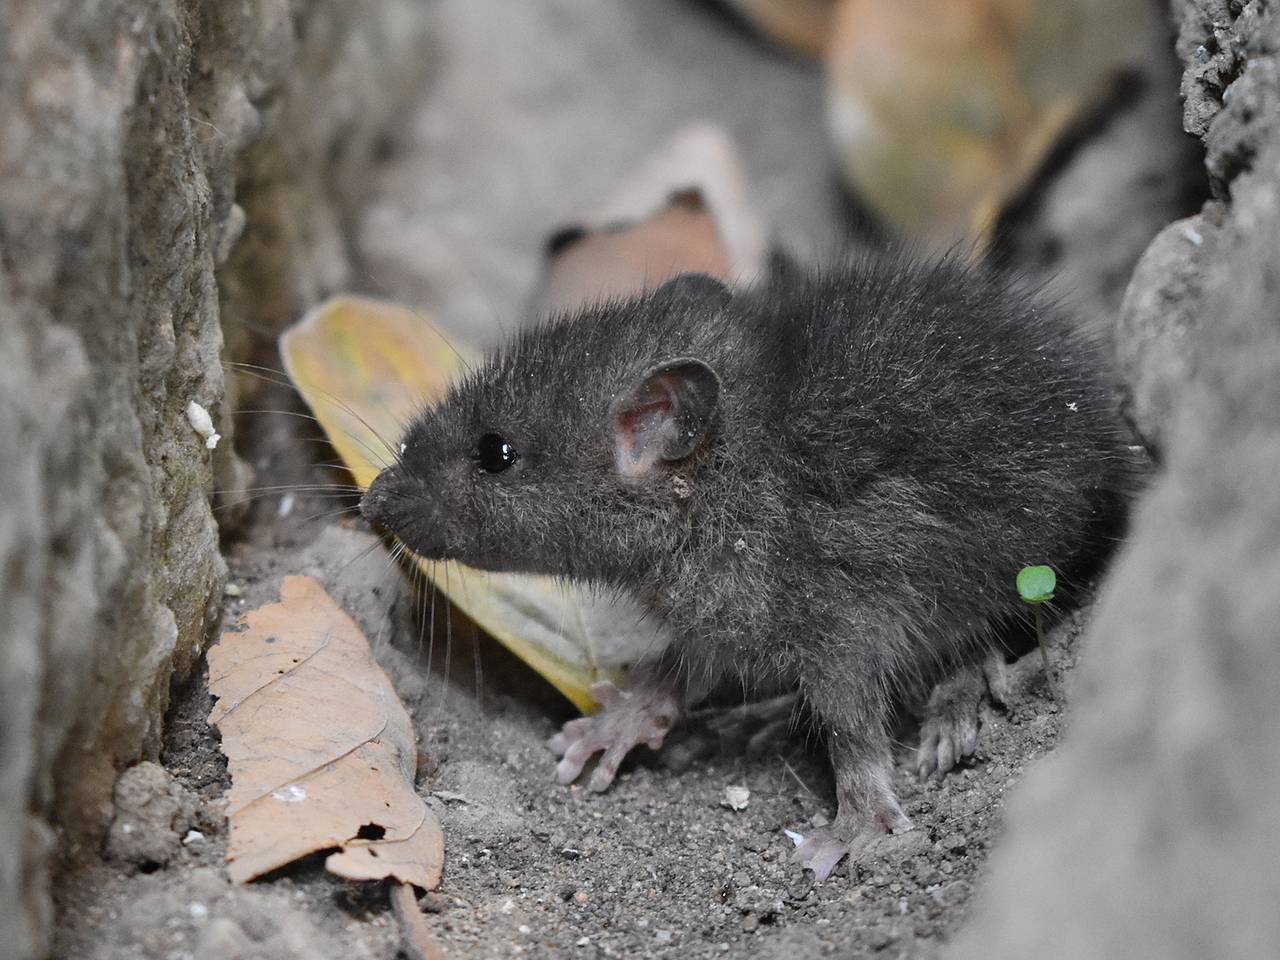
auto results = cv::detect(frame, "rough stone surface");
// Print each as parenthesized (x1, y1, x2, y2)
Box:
(104, 762, 199, 870)
(1121, 0, 1280, 453)
(952, 2, 1280, 956)
(0, 3, 428, 958)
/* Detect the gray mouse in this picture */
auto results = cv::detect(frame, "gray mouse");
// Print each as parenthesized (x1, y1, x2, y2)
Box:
(361, 254, 1133, 879)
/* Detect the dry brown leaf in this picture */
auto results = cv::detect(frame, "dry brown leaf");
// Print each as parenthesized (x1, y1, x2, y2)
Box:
(208, 575, 442, 888)
(532, 124, 767, 315)
(720, 0, 839, 57)
(536, 192, 733, 314)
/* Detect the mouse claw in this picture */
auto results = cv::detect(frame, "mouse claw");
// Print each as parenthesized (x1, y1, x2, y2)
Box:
(792, 830, 854, 881)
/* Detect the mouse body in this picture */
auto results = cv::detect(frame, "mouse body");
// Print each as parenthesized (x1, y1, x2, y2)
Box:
(362, 254, 1133, 878)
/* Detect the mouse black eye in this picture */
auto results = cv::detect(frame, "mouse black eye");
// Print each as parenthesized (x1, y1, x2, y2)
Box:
(473, 432, 519, 473)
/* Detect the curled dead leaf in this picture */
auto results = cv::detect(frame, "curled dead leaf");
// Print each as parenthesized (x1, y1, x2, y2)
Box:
(533, 123, 767, 315)
(208, 575, 442, 888)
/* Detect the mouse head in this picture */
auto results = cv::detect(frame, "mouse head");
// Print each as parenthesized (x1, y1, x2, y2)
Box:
(360, 274, 730, 580)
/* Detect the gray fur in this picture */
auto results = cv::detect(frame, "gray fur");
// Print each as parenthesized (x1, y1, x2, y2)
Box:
(363, 253, 1134, 868)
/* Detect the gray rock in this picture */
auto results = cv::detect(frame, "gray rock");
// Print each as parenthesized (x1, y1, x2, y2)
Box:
(951, 2, 1280, 956)
(1118, 2, 1279, 451)
(0, 2, 429, 957)
(1115, 203, 1225, 453)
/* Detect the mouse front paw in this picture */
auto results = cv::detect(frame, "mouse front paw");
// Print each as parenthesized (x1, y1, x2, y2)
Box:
(547, 680, 679, 792)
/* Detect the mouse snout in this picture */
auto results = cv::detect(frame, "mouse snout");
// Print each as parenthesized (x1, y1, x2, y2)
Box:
(361, 468, 451, 560)
(360, 468, 398, 529)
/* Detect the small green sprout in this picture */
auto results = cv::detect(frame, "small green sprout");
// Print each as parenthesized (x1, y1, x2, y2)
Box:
(1016, 565, 1056, 604)
(1017, 565, 1057, 695)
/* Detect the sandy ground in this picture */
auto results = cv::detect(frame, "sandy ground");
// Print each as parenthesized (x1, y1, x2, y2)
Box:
(52, 1, 1200, 957)
(56, 520, 1082, 960)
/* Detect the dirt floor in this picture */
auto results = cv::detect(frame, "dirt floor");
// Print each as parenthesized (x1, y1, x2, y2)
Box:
(52, 1, 1203, 957)
(57, 515, 1083, 960)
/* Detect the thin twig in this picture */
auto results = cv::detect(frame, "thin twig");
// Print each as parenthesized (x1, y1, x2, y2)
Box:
(390, 882, 447, 960)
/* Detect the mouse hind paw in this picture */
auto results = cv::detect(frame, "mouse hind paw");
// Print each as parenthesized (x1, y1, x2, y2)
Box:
(791, 761, 912, 881)
(791, 806, 912, 881)
(915, 654, 1006, 778)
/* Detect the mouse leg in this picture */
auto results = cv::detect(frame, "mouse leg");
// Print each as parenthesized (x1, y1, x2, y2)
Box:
(791, 733, 912, 881)
(548, 679, 680, 792)
(700, 692, 800, 756)
(914, 652, 1007, 778)
(791, 676, 912, 881)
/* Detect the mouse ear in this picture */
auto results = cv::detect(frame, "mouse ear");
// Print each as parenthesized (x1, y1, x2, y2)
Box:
(611, 358, 721, 478)
(652, 273, 732, 310)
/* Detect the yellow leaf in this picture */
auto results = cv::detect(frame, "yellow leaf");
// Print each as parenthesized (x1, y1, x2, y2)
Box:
(280, 299, 668, 713)
(279, 127, 765, 714)
(208, 575, 443, 888)
(277, 296, 464, 489)
(827, 0, 1152, 248)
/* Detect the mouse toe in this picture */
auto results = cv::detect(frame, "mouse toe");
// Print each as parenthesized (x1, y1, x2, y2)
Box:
(915, 655, 1004, 778)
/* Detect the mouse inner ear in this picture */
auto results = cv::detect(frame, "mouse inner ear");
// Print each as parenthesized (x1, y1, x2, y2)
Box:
(611, 357, 720, 478)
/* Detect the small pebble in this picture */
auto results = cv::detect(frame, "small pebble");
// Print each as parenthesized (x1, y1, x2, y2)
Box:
(721, 785, 750, 811)
(419, 892, 448, 913)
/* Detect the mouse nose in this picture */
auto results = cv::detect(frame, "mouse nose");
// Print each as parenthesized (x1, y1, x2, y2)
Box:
(360, 469, 396, 528)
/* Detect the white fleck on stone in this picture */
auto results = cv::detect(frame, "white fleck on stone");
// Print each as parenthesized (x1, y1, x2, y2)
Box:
(185, 401, 221, 449)
(277, 493, 295, 517)
(182, 830, 205, 845)
(1183, 224, 1204, 247)
(784, 829, 805, 847)
(223, 582, 242, 597)
(188, 902, 208, 919)
(721, 785, 750, 811)
(272, 785, 307, 803)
